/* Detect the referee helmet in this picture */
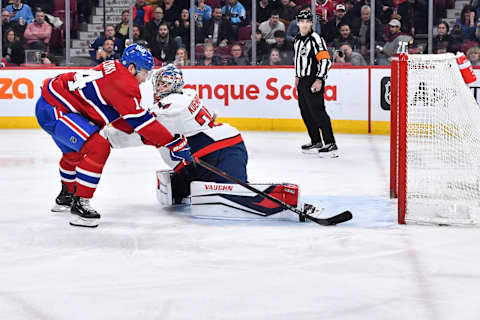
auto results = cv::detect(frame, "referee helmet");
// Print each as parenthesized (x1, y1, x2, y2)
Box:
(296, 10, 313, 22)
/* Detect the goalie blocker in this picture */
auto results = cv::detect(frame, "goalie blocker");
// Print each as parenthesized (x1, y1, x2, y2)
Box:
(156, 170, 303, 221)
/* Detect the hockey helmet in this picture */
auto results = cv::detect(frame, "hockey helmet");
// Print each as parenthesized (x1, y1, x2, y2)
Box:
(296, 10, 313, 22)
(152, 64, 185, 103)
(121, 43, 154, 72)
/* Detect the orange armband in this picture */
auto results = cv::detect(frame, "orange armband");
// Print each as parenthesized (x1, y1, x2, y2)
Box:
(316, 50, 330, 61)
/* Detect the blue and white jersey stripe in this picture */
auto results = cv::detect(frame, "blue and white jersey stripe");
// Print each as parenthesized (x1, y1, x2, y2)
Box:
(125, 112, 155, 131)
(80, 82, 122, 125)
(47, 79, 79, 113)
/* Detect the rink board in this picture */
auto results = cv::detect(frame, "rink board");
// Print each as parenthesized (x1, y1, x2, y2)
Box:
(5, 65, 479, 134)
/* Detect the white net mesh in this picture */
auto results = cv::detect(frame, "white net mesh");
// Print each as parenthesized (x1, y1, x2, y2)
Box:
(405, 53, 480, 226)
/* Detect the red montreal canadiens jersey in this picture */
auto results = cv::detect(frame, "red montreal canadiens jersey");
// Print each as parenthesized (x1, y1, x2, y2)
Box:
(42, 60, 173, 146)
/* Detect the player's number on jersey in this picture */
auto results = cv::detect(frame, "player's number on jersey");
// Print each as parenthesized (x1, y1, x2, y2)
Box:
(67, 70, 104, 91)
(195, 108, 218, 128)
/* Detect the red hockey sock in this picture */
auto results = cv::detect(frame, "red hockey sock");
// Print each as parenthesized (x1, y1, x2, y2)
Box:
(59, 152, 82, 193)
(75, 133, 111, 198)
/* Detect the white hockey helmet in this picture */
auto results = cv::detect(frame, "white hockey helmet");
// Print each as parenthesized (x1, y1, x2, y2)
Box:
(152, 64, 185, 104)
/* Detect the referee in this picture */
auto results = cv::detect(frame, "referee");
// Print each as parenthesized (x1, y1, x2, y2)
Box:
(294, 10, 338, 157)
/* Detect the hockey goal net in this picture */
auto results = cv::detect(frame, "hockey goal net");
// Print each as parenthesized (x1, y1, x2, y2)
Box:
(390, 53, 480, 226)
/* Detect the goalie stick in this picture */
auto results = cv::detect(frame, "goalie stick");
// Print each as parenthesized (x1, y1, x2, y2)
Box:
(193, 157, 353, 226)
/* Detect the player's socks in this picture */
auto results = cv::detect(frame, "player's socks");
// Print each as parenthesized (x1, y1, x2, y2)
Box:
(51, 183, 74, 212)
(69, 196, 101, 228)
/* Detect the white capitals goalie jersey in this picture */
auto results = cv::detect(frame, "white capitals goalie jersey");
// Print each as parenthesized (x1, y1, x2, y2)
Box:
(152, 89, 243, 172)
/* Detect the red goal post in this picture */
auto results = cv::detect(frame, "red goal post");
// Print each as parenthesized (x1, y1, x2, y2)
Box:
(390, 53, 480, 226)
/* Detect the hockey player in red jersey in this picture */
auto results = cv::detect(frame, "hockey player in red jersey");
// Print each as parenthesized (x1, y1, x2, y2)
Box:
(35, 45, 192, 227)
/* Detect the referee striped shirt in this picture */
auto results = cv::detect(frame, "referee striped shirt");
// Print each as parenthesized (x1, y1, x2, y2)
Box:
(294, 31, 332, 79)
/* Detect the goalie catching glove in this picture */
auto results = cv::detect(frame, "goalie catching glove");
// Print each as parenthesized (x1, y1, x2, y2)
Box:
(165, 134, 192, 164)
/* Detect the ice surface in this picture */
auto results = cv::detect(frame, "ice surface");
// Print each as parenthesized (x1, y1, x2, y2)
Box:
(1, 130, 480, 320)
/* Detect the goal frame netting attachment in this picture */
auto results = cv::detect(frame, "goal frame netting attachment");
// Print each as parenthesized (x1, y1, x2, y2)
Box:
(390, 53, 480, 226)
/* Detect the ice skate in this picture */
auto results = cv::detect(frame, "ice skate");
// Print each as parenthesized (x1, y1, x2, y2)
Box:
(317, 143, 339, 158)
(51, 183, 74, 212)
(301, 142, 323, 154)
(69, 196, 101, 228)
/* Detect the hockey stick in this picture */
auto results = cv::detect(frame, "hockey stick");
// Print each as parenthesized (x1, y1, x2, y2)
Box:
(193, 157, 352, 226)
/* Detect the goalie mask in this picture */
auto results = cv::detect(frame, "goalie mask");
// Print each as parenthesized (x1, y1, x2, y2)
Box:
(153, 64, 185, 104)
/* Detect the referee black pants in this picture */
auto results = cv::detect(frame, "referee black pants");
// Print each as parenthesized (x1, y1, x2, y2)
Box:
(297, 76, 336, 145)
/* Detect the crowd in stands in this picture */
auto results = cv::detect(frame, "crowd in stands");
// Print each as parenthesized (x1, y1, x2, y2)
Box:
(5, 0, 480, 66)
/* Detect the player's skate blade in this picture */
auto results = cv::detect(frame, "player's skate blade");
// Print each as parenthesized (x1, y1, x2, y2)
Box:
(69, 197, 100, 228)
(51, 204, 71, 212)
(69, 215, 99, 228)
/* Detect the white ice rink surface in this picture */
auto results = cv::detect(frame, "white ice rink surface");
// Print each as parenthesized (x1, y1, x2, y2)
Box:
(1, 130, 480, 320)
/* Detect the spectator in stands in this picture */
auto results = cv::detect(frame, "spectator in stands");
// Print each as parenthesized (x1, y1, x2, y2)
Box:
(2, 28, 24, 65)
(259, 11, 285, 45)
(343, 0, 357, 22)
(376, 19, 413, 65)
(38, 51, 56, 65)
(162, 0, 181, 25)
(174, 47, 190, 66)
(93, 38, 120, 64)
(5, 0, 34, 25)
(467, 46, 480, 66)
(129, 25, 143, 45)
(150, 23, 177, 64)
(251, 29, 269, 64)
(455, 5, 477, 41)
(173, 9, 204, 48)
(78, 0, 95, 24)
(197, 42, 223, 65)
(286, 6, 321, 45)
(24, 9, 51, 50)
(115, 10, 130, 42)
(264, 47, 282, 65)
(332, 23, 360, 51)
(269, 30, 292, 64)
(193, 0, 212, 27)
(226, 43, 249, 65)
(433, 21, 455, 53)
(133, 0, 154, 26)
(203, 7, 233, 47)
(351, 5, 383, 60)
(144, 7, 167, 42)
(2, 8, 25, 39)
(334, 43, 367, 65)
(257, 0, 272, 23)
(322, 4, 348, 44)
(145, 0, 161, 7)
(278, 0, 296, 22)
(375, 0, 395, 24)
(222, 0, 246, 36)
(33, 0, 54, 13)
(89, 25, 123, 63)
(394, 0, 428, 36)
(315, 0, 335, 23)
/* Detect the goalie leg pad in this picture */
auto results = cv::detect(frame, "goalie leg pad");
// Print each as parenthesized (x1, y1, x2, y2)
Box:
(156, 170, 174, 205)
(190, 181, 300, 219)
